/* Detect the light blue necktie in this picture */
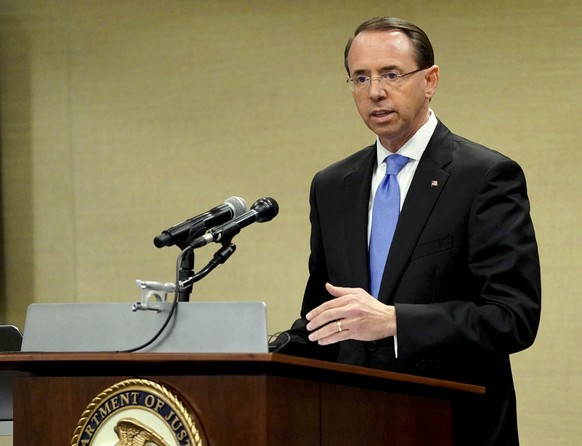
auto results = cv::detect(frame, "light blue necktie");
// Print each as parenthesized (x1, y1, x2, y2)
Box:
(369, 154, 409, 298)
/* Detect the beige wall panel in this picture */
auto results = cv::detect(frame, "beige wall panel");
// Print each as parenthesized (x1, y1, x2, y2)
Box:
(0, 1, 76, 323)
(1, 1, 581, 445)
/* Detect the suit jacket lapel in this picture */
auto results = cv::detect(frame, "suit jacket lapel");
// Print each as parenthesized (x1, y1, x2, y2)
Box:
(341, 145, 376, 289)
(378, 122, 454, 304)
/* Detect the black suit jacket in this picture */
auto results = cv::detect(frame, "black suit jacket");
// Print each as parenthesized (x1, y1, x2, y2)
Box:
(284, 121, 541, 446)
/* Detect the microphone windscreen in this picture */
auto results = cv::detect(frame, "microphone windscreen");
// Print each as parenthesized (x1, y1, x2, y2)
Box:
(226, 196, 248, 217)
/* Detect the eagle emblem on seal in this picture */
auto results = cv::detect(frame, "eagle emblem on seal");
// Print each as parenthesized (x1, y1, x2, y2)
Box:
(114, 417, 171, 446)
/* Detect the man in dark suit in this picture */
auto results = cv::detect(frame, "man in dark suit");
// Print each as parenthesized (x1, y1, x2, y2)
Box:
(278, 17, 541, 446)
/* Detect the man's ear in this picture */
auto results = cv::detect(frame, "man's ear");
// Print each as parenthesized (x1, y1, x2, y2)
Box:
(425, 64, 439, 99)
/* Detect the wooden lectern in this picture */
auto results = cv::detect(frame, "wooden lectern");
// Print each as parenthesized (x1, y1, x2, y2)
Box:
(0, 352, 484, 445)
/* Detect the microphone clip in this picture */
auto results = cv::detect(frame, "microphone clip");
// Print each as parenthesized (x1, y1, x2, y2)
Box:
(132, 280, 176, 312)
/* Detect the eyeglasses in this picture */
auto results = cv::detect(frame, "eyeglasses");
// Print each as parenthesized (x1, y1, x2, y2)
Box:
(346, 68, 426, 92)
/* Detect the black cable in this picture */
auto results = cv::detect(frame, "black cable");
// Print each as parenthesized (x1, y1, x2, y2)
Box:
(116, 245, 192, 353)
(118, 296, 179, 353)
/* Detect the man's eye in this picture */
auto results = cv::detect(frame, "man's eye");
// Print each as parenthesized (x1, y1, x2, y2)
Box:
(354, 76, 369, 84)
(383, 72, 399, 80)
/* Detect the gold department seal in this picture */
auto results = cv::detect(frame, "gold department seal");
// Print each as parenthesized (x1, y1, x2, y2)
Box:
(71, 379, 207, 446)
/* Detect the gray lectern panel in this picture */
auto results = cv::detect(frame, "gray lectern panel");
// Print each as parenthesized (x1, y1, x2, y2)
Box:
(21, 301, 268, 353)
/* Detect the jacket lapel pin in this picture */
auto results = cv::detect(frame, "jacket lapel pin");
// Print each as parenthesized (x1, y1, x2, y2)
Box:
(431, 180, 439, 187)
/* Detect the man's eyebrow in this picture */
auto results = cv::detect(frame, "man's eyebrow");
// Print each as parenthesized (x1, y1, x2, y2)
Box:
(351, 65, 401, 75)
(380, 65, 401, 72)
(350, 69, 368, 76)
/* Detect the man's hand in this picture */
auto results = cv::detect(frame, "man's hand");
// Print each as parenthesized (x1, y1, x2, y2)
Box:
(305, 283, 397, 345)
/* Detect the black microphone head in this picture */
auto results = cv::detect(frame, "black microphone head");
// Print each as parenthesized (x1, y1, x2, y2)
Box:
(251, 197, 279, 222)
(153, 232, 171, 248)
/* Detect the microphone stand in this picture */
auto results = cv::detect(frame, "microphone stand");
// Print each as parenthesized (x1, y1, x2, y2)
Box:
(174, 230, 238, 301)
(174, 221, 205, 302)
(176, 249, 195, 302)
(177, 243, 237, 292)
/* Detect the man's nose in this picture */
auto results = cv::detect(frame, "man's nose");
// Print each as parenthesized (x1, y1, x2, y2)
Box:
(368, 77, 387, 99)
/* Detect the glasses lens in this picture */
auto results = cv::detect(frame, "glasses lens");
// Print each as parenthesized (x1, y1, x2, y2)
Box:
(348, 76, 369, 92)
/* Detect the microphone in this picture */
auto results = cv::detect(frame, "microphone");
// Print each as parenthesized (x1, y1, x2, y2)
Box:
(153, 196, 248, 248)
(191, 197, 279, 248)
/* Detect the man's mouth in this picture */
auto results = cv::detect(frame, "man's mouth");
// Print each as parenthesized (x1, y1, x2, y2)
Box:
(371, 109, 394, 119)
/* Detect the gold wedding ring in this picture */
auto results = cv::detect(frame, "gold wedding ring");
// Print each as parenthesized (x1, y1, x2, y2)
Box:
(337, 320, 343, 332)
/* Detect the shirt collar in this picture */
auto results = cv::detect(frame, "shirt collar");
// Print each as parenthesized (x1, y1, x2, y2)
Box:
(375, 110, 438, 166)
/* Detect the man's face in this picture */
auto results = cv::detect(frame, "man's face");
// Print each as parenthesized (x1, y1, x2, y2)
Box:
(346, 30, 439, 152)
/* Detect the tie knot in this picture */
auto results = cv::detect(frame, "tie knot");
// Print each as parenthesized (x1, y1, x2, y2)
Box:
(385, 154, 409, 175)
